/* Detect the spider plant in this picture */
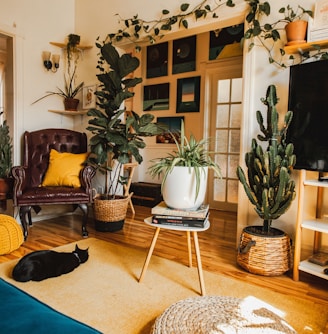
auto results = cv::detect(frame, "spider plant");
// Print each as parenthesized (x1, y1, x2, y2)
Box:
(148, 120, 221, 199)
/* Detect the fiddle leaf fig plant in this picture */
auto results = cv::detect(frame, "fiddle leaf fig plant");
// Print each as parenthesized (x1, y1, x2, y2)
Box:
(86, 40, 167, 197)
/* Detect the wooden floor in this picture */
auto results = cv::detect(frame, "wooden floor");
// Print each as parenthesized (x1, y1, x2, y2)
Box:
(1, 205, 328, 316)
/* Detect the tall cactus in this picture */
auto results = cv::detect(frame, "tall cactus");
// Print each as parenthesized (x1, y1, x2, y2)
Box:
(236, 85, 296, 233)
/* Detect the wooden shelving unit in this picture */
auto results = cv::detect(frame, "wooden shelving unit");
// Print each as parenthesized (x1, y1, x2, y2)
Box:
(48, 109, 88, 116)
(293, 169, 328, 281)
(284, 39, 328, 54)
(50, 42, 92, 50)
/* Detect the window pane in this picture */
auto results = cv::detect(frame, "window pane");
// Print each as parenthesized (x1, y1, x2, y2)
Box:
(230, 104, 241, 128)
(213, 178, 226, 202)
(227, 179, 239, 203)
(228, 154, 239, 179)
(215, 129, 228, 152)
(216, 104, 229, 128)
(217, 79, 230, 103)
(231, 78, 242, 102)
(229, 129, 240, 153)
(215, 153, 227, 178)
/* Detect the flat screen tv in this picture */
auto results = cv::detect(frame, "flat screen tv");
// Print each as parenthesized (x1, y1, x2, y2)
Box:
(287, 59, 328, 175)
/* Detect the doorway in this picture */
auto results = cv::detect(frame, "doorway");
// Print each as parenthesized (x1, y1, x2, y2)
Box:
(206, 57, 243, 212)
(0, 33, 14, 142)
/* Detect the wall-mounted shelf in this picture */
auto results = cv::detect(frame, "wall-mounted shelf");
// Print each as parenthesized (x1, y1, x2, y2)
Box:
(48, 109, 88, 116)
(284, 39, 328, 54)
(50, 42, 93, 50)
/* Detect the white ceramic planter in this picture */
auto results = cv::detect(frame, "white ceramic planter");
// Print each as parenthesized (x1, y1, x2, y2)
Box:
(162, 166, 208, 210)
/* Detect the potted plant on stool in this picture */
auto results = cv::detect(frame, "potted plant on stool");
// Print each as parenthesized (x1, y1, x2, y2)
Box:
(87, 39, 166, 232)
(236, 84, 296, 276)
(148, 120, 221, 210)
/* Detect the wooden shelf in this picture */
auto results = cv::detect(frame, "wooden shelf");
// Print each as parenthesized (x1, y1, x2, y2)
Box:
(299, 259, 328, 280)
(284, 39, 328, 54)
(50, 42, 93, 50)
(293, 169, 328, 282)
(48, 109, 88, 116)
(302, 219, 328, 233)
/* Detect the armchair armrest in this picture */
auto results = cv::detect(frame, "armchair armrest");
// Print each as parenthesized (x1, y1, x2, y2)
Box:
(11, 166, 28, 206)
(80, 166, 96, 201)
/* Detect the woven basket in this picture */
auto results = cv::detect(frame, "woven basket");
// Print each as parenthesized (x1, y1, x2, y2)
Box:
(93, 193, 132, 223)
(237, 226, 292, 276)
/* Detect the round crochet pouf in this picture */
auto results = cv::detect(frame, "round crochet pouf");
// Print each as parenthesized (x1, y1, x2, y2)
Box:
(151, 295, 296, 334)
(0, 214, 23, 255)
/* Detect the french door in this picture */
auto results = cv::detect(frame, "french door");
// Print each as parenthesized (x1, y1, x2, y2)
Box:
(207, 57, 243, 211)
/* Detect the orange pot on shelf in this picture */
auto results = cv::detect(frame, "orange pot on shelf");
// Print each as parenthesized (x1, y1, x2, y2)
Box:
(285, 20, 308, 46)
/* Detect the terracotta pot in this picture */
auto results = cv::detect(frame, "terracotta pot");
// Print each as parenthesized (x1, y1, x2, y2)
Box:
(285, 20, 308, 46)
(64, 98, 79, 111)
(0, 178, 10, 200)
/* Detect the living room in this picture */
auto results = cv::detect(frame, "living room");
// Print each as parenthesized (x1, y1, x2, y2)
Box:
(0, 0, 328, 332)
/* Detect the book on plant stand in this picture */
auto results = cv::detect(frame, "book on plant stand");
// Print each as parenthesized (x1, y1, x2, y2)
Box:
(151, 201, 209, 219)
(151, 211, 209, 228)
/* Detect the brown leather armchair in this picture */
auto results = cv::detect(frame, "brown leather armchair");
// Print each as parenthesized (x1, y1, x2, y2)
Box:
(12, 128, 96, 239)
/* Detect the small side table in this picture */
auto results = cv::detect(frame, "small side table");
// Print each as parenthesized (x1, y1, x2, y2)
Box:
(139, 216, 210, 296)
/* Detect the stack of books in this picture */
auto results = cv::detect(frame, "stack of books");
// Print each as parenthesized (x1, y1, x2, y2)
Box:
(151, 201, 209, 228)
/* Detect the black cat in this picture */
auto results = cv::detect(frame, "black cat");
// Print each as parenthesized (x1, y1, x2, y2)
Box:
(12, 244, 89, 282)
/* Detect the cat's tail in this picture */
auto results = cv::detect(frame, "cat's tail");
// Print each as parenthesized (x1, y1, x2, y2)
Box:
(12, 260, 39, 282)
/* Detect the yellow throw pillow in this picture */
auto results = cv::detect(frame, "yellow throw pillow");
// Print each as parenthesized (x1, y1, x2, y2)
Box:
(41, 149, 89, 188)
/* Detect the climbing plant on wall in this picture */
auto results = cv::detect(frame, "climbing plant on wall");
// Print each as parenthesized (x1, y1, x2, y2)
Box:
(106, 0, 327, 68)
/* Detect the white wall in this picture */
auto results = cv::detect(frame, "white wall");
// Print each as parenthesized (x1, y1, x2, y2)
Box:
(0, 0, 79, 165)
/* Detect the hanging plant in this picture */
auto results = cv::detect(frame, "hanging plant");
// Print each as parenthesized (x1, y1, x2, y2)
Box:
(108, 0, 325, 68)
(67, 34, 81, 74)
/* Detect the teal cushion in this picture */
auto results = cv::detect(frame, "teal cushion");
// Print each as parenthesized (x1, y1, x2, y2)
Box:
(0, 278, 101, 333)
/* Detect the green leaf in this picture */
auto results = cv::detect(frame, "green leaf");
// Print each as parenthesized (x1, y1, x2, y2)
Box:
(180, 3, 189, 12)
(182, 19, 188, 29)
(162, 9, 169, 15)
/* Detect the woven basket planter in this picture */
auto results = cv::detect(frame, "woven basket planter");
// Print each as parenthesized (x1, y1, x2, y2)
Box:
(237, 226, 292, 276)
(93, 194, 132, 232)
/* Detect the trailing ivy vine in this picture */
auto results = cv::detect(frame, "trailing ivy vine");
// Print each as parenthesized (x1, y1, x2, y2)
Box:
(106, 0, 328, 68)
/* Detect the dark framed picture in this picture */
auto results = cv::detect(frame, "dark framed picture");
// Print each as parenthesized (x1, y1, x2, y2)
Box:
(146, 42, 168, 78)
(143, 83, 170, 111)
(209, 24, 244, 60)
(156, 116, 184, 144)
(176, 76, 201, 113)
(172, 35, 196, 74)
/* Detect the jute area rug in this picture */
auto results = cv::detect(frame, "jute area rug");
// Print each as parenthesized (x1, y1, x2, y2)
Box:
(0, 238, 326, 334)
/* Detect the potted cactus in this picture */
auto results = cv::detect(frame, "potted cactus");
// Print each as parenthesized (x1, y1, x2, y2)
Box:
(236, 84, 296, 276)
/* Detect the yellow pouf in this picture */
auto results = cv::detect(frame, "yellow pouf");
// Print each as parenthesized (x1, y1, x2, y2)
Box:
(0, 214, 24, 255)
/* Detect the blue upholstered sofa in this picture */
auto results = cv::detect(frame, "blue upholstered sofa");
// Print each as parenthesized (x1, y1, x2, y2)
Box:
(1, 278, 101, 333)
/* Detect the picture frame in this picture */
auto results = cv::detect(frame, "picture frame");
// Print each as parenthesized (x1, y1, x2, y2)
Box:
(146, 42, 168, 78)
(176, 76, 201, 113)
(312, 0, 328, 30)
(82, 85, 97, 109)
(156, 116, 184, 144)
(209, 24, 244, 60)
(143, 83, 170, 111)
(172, 35, 196, 74)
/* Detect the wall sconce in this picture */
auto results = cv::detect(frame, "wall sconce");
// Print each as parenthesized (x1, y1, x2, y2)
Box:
(42, 51, 60, 72)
